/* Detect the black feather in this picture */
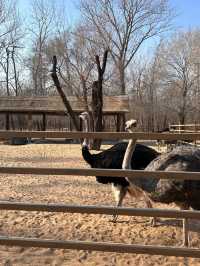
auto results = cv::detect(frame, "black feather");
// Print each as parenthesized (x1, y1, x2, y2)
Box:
(144, 146, 200, 210)
(82, 142, 159, 187)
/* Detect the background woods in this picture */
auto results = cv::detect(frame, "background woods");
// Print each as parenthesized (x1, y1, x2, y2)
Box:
(0, 0, 200, 133)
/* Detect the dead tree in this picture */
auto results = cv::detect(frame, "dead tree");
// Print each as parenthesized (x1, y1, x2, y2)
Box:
(51, 55, 80, 131)
(91, 50, 108, 150)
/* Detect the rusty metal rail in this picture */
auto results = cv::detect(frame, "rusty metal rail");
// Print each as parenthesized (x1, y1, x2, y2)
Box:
(1, 130, 200, 140)
(0, 201, 200, 219)
(0, 166, 200, 180)
(0, 236, 199, 258)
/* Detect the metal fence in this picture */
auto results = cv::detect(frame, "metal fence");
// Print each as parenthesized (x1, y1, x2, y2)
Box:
(0, 130, 200, 258)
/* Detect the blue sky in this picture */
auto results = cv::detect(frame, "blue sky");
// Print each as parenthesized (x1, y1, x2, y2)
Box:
(18, 0, 200, 29)
(170, 0, 200, 29)
(18, 0, 80, 26)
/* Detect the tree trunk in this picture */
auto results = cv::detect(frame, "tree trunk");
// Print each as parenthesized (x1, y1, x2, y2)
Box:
(91, 80, 103, 150)
(90, 50, 108, 150)
(81, 76, 94, 148)
(11, 50, 18, 96)
(179, 108, 186, 125)
(6, 48, 10, 96)
(51, 56, 80, 131)
(119, 67, 126, 95)
(179, 84, 188, 125)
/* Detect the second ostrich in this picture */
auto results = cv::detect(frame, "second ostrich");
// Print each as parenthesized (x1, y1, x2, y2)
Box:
(79, 112, 159, 221)
(123, 120, 200, 246)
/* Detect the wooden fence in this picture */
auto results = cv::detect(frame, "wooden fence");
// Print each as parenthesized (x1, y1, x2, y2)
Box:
(169, 124, 200, 133)
(1, 131, 200, 258)
(1, 130, 200, 140)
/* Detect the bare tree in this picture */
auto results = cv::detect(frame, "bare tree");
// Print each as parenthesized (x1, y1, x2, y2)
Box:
(29, 0, 55, 95)
(45, 24, 96, 133)
(0, 0, 18, 41)
(91, 50, 108, 150)
(80, 0, 174, 94)
(158, 31, 200, 125)
(51, 55, 80, 131)
(0, 0, 24, 96)
(131, 30, 200, 130)
(60, 25, 95, 99)
(129, 46, 166, 132)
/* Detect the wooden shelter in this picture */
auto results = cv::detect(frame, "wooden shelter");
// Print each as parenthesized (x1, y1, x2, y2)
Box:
(0, 96, 129, 131)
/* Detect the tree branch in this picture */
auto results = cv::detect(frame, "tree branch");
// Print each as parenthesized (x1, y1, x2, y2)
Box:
(51, 55, 80, 131)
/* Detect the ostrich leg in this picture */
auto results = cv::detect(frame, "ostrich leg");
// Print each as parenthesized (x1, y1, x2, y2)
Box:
(179, 204, 189, 246)
(143, 192, 158, 226)
(183, 218, 189, 247)
(111, 184, 127, 222)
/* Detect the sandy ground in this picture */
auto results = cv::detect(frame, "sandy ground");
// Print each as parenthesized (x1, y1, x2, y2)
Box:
(0, 142, 200, 265)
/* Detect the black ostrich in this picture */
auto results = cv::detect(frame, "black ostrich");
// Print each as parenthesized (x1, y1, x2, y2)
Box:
(123, 122, 200, 246)
(79, 112, 160, 220)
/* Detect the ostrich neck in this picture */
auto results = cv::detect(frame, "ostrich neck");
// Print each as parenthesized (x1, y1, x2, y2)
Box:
(82, 117, 89, 147)
(122, 135, 136, 170)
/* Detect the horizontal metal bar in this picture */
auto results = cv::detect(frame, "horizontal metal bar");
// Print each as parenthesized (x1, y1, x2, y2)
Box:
(0, 130, 200, 140)
(0, 236, 199, 257)
(0, 201, 199, 219)
(170, 124, 200, 127)
(0, 167, 200, 180)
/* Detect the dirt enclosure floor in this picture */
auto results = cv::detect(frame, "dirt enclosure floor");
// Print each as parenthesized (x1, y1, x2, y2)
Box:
(0, 142, 200, 265)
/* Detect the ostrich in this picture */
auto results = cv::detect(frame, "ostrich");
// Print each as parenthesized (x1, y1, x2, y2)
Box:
(79, 112, 159, 221)
(123, 120, 200, 246)
(145, 147, 200, 246)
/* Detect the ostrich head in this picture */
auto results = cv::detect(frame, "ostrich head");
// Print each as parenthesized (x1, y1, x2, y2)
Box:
(125, 119, 137, 132)
(79, 111, 89, 121)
